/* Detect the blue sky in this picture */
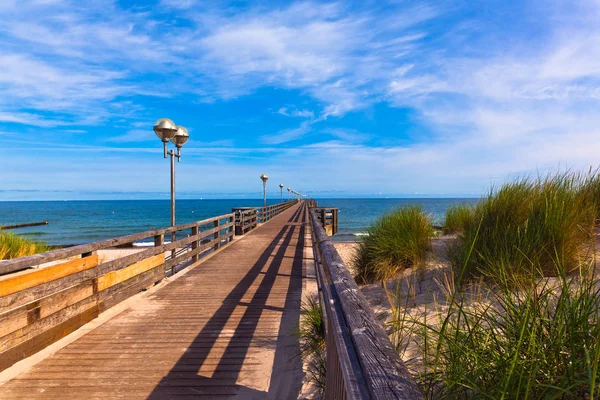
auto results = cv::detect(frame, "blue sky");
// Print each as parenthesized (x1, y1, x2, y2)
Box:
(1, 0, 600, 200)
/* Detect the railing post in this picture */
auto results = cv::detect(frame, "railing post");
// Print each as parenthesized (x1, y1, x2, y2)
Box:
(333, 208, 338, 235)
(154, 233, 164, 247)
(213, 219, 220, 251)
(191, 225, 199, 262)
(229, 215, 234, 243)
(154, 233, 166, 274)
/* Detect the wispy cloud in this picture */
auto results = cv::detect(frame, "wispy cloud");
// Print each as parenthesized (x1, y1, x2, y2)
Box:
(277, 107, 314, 118)
(2, 1, 600, 198)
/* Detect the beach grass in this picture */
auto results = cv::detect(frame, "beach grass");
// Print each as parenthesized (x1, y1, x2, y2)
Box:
(389, 262, 600, 399)
(449, 172, 597, 283)
(354, 205, 433, 284)
(443, 203, 474, 234)
(298, 297, 326, 395)
(0, 232, 50, 260)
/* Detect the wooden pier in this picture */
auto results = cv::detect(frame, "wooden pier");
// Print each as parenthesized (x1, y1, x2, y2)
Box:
(0, 200, 422, 399)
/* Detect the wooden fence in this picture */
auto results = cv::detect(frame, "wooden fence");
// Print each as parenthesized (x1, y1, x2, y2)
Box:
(309, 208, 423, 399)
(0, 213, 235, 372)
(257, 200, 298, 223)
(232, 208, 258, 235)
(233, 200, 298, 235)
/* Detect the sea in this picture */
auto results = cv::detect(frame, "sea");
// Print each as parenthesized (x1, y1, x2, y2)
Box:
(0, 198, 479, 246)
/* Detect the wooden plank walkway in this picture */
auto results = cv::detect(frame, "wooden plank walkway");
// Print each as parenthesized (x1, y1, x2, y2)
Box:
(0, 203, 309, 399)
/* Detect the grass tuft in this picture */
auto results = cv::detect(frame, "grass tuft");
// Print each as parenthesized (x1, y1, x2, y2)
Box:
(299, 297, 326, 396)
(450, 172, 597, 283)
(443, 203, 474, 234)
(390, 263, 600, 399)
(0, 232, 50, 260)
(354, 205, 433, 284)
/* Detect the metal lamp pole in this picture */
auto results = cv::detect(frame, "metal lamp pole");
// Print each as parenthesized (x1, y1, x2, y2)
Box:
(279, 184, 284, 203)
(153, 118, 189, 257)
(287, 187, 290, 201)
(260, 174, 269, 208)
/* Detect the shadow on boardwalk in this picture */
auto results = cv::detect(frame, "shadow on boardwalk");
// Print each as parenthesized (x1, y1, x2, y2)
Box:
(147, 205, 307, 399)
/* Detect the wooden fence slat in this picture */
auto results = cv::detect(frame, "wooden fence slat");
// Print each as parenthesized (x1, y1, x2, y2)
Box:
(0, 269, 97, 315)
(96, 254, 164, 292)
(0, 295, 98, 352)
(36, 281, 95, 320)
(97, 267, 164, 313)
(0, 308, 28, 338)
(0, 306, 98, 372)
(0, 256, 98, 297)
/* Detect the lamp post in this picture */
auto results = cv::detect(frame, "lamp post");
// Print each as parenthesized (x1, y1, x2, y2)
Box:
(287, 187, 290, 201)
(260, 174, 269, 208)
(154, 118, 189, 257)
(279, 184, 284, 203)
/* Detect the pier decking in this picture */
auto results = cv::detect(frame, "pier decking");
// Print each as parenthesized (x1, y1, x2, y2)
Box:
(0, 204, 308, 399)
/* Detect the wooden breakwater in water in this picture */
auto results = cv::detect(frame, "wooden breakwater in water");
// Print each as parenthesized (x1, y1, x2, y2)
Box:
(0, 221, 49, 231)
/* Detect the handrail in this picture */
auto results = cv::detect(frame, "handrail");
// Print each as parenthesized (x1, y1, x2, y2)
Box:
(0, 213, 235, 276)
(232, 207, 258, 235)
(309, 208, 423, 399)
(233, 200, 299, 234)
(257, 199, 298, 223)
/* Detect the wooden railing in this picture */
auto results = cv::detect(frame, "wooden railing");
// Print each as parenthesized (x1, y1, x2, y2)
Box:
(312, 207, 339, 236)
(257, 200, 298, 223)
(232, 208, 258, 235)
(0, 213, 235, 372)
(309, 208, 423, 399)
(232, 200, 298, 235)
(0, 198, 303, 372)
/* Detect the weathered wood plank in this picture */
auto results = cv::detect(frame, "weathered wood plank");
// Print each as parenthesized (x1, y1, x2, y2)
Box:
(37, 281, 95, 320)
(0, 281, 95, 339)
(0, 255, 98, 297)
(98, 267, 163, 313)
(0, 268, 97, 315)
(0, 295, 97, 352)
(0, 306, 98, 372)
(96, 254, 164, 292)
(0, 307, 28, 337)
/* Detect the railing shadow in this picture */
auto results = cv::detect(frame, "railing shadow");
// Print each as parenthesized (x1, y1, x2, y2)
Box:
(147, 205, 306, 399)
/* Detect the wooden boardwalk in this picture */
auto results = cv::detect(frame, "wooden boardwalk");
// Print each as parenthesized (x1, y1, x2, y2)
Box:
(0, 203, 309, 399)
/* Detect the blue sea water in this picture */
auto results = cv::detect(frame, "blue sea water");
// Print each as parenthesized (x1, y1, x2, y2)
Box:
(0, 198, 479, 246)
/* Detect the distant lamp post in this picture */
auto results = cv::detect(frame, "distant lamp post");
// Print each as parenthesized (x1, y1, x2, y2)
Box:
(260, 174, 269, 207)
(279, 184, 284, 203)
(287, 187, 290, 201)
(154, 118, 189, 255)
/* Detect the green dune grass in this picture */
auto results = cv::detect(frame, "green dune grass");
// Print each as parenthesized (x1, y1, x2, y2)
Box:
(0, 232, 50, 260)
(353, 205, 433, 284)
(449, 172, 599, 283)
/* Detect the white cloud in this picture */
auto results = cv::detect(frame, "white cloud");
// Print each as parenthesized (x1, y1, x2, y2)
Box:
(277, 107, 314, 118)
(3, 0, 600, 196)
